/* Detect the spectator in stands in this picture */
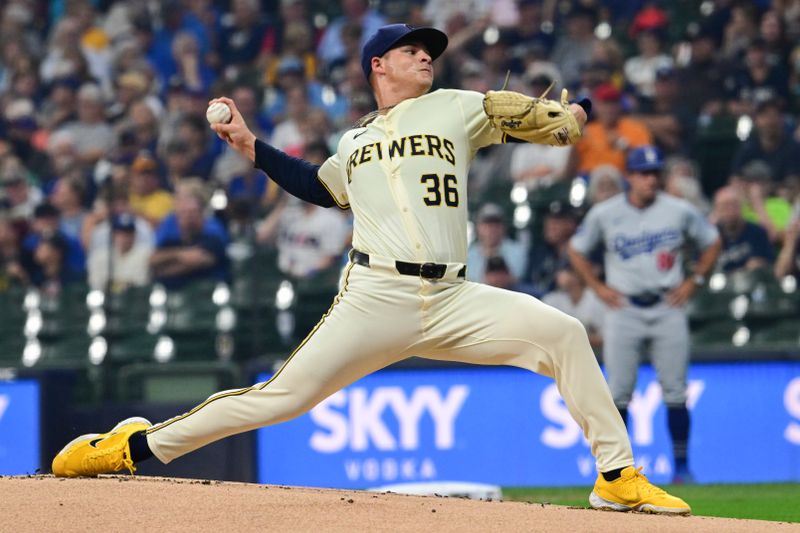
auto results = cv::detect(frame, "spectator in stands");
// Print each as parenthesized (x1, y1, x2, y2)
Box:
(712, 186, 774, 273)
(542, 264, 606, 350)
(88, 213, 152, 290)
(39, 17, 84, 85)
(775, 217, 800, 278)
(730, 98, 800, 185)
(149, 180, 228, 288)
(3, 98, 52, 184)
(145, 0, 211, 88)
(727, 38, 791, 117)
(83, 184, 154, 254)
(633, 66, 695, 154)
(108, 71, 152, 124)
(45, 130, 79, 192)
(171, 31, 215, 95)
(270, 84, 310, 154)
(57, 83, 114, 166)
(735, 160, 793, 244)
(129, 152, 174, 227)
(21, 203, 86, 283)
(587, 164, 624, 206)
(212, 84, 269, 185)
(259, 2, 318, 80)
(316, 0, 385, 69)
(572, 83, 652, 175)
(663, 156, 710, 214)
(509, 75, 572, 189)
(721, 2, 759, 60)
(178, 114, 218, 180)
(481, 256, 518, 291)
(261, 20, 320, 86)
(505, 0, 555, 57)
(127, 99, 161, 155)
(676, 27, 727, 117)
(758, 9, 792, 66)
(30, 232, 83, 293)
(550, 5, 598, 89)
(0, 171, 42, 234)
(0, 216, 28, 288)
(466, 203, 526, 287)
(218, 0, 269, 81)
(40, 76, 79, 131)
(522, 201, 580, 297)
(261, 195, 349, 280)
(50, 177, 88, 242)
(624, 29, 673, 101)
(163, 139, 195, 186)
(478, 31, 518, 93)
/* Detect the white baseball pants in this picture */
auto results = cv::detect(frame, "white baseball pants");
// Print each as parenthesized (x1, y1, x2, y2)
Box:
(146, 253, 633, 472)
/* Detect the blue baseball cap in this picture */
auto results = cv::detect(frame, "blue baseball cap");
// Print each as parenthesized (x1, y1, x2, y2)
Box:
(112, 213, 137, 232)
(361, 24, 448, 82)
(626, 145, 663, 172)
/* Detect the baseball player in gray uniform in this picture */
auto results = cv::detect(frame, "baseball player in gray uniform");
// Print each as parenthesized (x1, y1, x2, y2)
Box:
(53, 25, 690, 514)
(568, 145, 721, 484)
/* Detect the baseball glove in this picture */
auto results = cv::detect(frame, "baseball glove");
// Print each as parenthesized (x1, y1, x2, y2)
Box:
(483, 88, 582, 146)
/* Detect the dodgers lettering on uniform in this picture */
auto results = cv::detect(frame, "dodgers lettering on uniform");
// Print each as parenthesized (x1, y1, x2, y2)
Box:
(612, 228, 681, 260)
(345, 134, 456, 181)
(785, 377, 800, 445)
(308, 385, 469, 452)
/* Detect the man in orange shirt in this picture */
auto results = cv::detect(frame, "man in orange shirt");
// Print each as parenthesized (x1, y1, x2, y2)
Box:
(573, 84, 652, 174)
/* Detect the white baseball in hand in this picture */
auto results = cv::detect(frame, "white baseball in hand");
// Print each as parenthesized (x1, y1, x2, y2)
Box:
(206, 101, 232, 125)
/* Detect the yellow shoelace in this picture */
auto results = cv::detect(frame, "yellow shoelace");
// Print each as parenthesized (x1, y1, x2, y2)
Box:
(81, 442, 136, 475)
(630, 467, 667, 496)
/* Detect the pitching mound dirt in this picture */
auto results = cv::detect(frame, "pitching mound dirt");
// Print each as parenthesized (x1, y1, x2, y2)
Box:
(1, 476, 796, 532)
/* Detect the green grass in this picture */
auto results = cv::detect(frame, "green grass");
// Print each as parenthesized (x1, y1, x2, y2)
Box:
(503, 484, 800, 523)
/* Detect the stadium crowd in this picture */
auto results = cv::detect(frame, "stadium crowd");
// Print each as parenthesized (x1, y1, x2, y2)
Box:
(0, 0, 799, 351)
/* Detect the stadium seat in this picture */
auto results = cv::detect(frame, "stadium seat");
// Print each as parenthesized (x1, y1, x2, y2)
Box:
(686, 288, 736, 324)
(0, 287, 28, 367)
(748, 319, 800, 349)
(726, 267, 780, 294)
(106, 334, 159, 364)
(690, 320, 744, 351)
(116, 361, 242, 403)
(34, 336, 92, 368)
(744, 288, 797, 322)
(691, 113, 740, 195)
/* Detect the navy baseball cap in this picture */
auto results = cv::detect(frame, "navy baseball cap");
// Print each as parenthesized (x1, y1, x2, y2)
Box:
(626, 145, 664, 172)
(112, 213, 137, 232)
(361, 24, 448, 82)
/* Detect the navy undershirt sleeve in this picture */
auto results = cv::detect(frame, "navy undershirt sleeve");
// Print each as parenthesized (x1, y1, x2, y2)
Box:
(253, 139, 336, 208)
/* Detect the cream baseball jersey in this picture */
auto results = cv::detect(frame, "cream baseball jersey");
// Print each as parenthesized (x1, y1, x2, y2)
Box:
(317, 89, 503, 264)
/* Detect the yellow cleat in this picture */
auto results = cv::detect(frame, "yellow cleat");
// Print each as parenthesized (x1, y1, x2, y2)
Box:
(590, 466, 691, 515)
(52, 417, 151, 478)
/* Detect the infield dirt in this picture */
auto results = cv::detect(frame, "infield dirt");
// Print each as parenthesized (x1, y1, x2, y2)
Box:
(1, 476, 798, 532)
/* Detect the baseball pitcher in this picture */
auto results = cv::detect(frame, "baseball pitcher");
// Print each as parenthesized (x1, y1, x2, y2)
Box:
(53, 24, 690, 514)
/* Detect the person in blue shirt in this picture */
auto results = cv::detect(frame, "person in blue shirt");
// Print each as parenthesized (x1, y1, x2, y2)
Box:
(21, 203, 86, 283)
(150, 181, 228, 289)
(466, 203, 526, 288)
(713, 186, 774, 272)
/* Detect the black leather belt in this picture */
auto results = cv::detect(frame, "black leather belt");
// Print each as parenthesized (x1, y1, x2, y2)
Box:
(351, 249, 466, 280)
(628, 292, 664, 308)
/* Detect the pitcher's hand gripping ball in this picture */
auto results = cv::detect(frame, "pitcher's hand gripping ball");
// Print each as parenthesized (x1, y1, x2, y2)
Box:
(483, 88, 582, 146)
(206, 101, 232, 125)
